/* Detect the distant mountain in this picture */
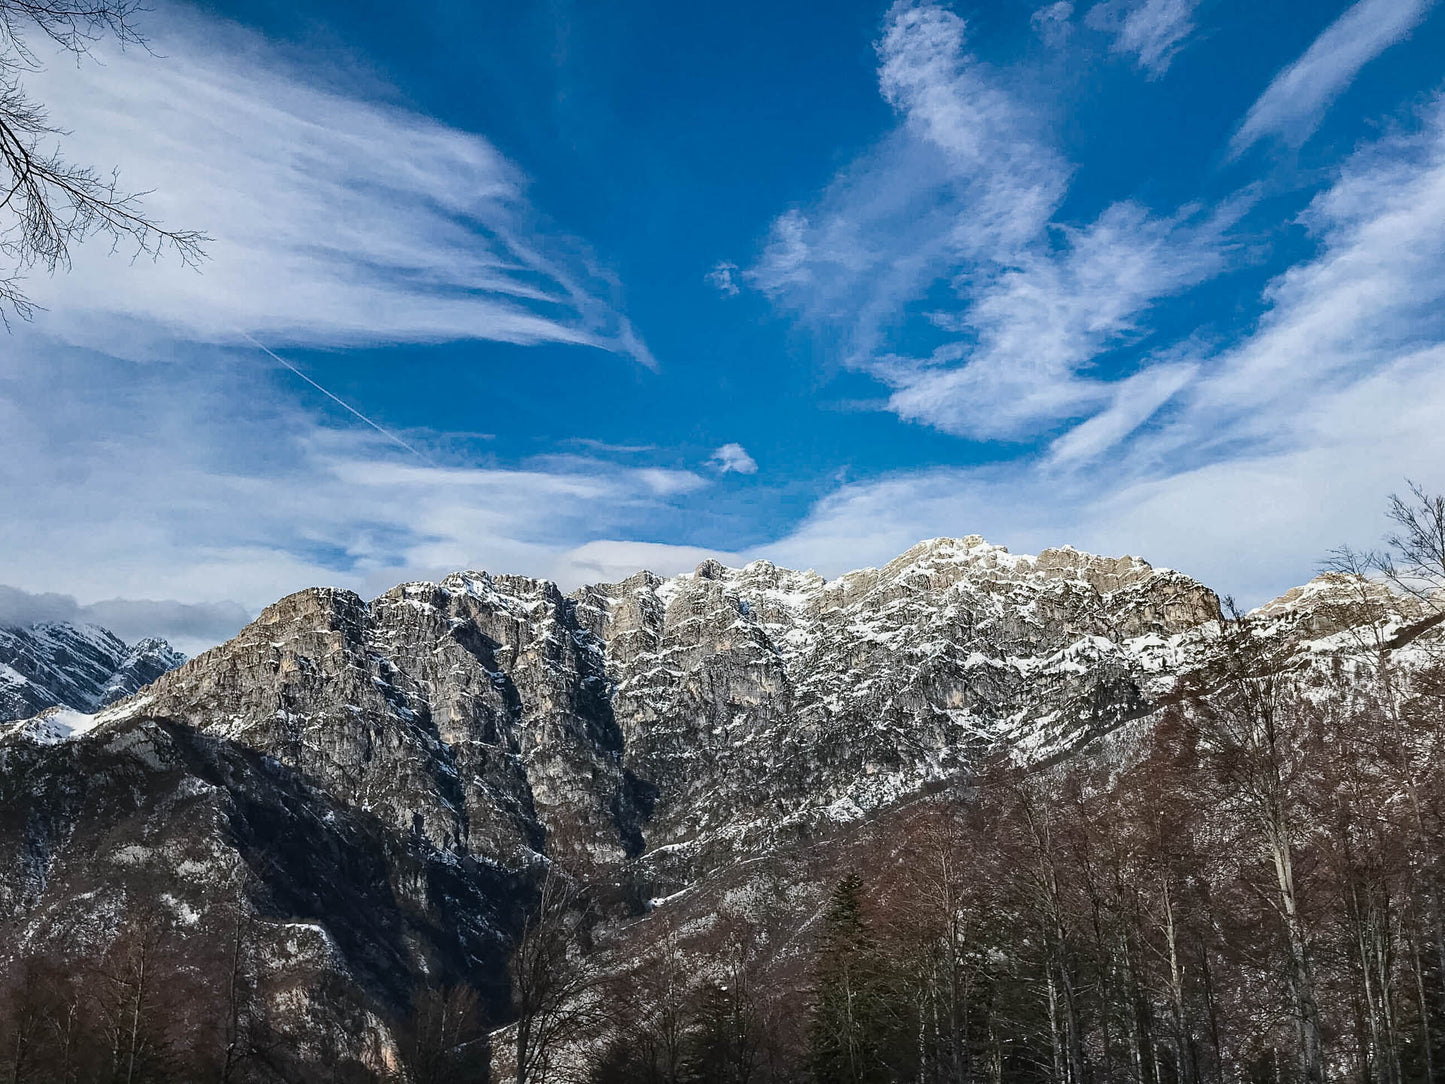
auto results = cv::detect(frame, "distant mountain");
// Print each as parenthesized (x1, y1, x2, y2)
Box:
(0, 621, 185, 722)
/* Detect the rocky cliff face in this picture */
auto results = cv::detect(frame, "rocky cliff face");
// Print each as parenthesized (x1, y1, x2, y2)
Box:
(110, 536, 1219, 893)
(0, 621, 184, 722)
(0, 710, 520, 1078)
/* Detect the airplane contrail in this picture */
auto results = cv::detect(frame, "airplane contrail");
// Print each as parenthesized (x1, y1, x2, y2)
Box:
(240, 333, 435, 465)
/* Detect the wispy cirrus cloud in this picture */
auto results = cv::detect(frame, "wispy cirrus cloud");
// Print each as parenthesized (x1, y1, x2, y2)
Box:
(1191, 96, 1445, 425)
(1231, 0, 1437, 157)
(20, 5, 652, 365)
(879, 199, 1237, 440)
(10, 0, 1443, 653)
(1085, 0, 1202, 75)
(762, 354, 1445, 606)
(1031, 3, 1075, 47)
(766, 340, 1445, 607)
(750, 1, 1068, 361)
(1044, 361, 1198, 465)
(764, 95, 1445, 604)
(0, 3, 690, 651)
(0, 334, 713, 650)
(749, 0, 1235, 444)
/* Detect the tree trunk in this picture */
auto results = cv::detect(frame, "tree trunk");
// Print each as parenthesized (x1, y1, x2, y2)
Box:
(1267, 794, 1324, 1082)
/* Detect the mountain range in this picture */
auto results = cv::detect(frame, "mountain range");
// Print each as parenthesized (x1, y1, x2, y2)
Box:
(0, 535, 1437, 1081)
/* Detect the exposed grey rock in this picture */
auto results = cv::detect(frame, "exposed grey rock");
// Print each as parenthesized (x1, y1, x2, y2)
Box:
(0, 711, 523, 1070)
(104, 536, 1221, 897)
(101, 636, 186, 705)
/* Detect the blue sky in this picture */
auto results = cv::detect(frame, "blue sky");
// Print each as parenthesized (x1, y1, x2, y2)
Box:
(1, 0, 1443, 651)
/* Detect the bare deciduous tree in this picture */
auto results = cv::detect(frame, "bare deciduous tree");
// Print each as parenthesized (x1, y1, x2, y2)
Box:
(0, 0, 206, 323)
(400, 984, 490, 1084)
(511, 863, 604, 1084)
(1186, 612, 1328, 1084)
(1385, 482, 1445, 600)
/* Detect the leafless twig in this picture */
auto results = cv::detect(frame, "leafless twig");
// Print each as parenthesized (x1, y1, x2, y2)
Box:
(0, 0, 207, 325)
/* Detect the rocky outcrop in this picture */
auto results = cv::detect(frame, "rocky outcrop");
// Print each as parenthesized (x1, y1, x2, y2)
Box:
(95, 536, 1221, 896)
(9, 533, 1445, 1084)
(0, 710, 523, 1068)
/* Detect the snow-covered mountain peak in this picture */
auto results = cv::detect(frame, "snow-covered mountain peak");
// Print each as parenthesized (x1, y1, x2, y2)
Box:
(0, 619, 185, 722)
(5, 536, 1441, 1080)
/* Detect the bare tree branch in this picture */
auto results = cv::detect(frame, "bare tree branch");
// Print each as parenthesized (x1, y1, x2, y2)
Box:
(1382, 481, 1445, 607)
(0, 0, 207, 324)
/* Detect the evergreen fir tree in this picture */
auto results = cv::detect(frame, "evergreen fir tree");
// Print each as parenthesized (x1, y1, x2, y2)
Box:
(808, 873, 890, 1084)
(687, 979, 759, 1084)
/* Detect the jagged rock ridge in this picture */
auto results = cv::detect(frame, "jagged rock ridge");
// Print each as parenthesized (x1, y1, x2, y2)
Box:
(93, 536, 1220, 893)
(10, 534, 1329, 1074)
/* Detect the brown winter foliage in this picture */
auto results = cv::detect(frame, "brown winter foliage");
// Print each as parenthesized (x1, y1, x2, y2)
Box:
(545, 487, 1445, 1084)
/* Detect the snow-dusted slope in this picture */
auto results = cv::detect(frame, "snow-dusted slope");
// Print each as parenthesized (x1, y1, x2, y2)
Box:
(74, 535, 1219, 894)
(0, 621, 185, 722)
(573, 536, 1219, 881)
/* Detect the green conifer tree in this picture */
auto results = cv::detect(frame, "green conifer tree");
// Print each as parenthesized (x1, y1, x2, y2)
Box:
(808, 873, 890, 1084)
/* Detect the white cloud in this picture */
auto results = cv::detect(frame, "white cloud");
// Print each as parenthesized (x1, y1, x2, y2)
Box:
(1231, 0, 1436, 156)
(0, 332, 707, 650)
(566, 439, 657, 454)
(0, 3, 697, 652)
(709, 443, 759, 475)
(763, 97, 1445, 605)
(1045, 361, 1197, 465)
(8, 0, 1443, 650)
(0, 587, 251, 656)
(706, 261, 741, 296)
(636, 468, 711, 495)
(761, 347, 1445, 605)
(879, 200, 1235, 439)
(875, 0, 1068, 259)
(742, 1, 1443, 602)
(750, 0, 1069, 307)
(1031, 2, 1075, 47)
(1085, 0, 1201, 75)
(749, 1, 1068, 360)
(14, 77, 1445, 652)
(1192, 96, 1445, 423)
(552, 540, 743, 586)
(748, 1, 1236, 445)
(17, 5, 652, 365)
(760, 357, 1445, 605)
